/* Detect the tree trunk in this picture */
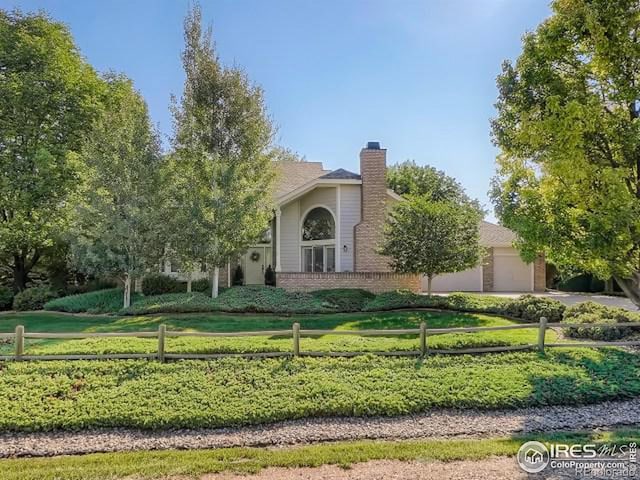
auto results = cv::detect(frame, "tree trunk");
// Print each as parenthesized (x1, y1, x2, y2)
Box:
(186, 272, 192, 293)
(11, 251, 40, 292)
(613, 274, 640, 309)
(123, 274, 132, 309)
(427, 275, 433, 297)
(211, 267, 219, 299)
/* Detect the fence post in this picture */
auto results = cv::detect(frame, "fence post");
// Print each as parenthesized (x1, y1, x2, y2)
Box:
(292, 322, 300, 357)
(158, 324, 166, 363)
(420, 322, 427, 357)
(538, 316, 548, 353)
(15, 325, 24, 361)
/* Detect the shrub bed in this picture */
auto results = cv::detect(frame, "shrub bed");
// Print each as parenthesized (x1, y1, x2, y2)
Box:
(44, 288, 141, 314)
(41, 284, 635, 342)
(0, 350, 638, 431)
(561, 301, 638, 341)
(13, 287, 58, 311)
(142, 274, 185, 296)
(0, 286, 13, 311)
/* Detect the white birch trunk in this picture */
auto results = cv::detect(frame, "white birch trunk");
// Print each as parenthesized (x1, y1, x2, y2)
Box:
(211, 267, 219, 298)
(123, 274, 132, 309)
(186, 271, 192, 293)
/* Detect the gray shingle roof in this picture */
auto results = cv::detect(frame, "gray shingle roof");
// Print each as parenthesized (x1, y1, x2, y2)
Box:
(320, 168, 361, 180)
(479, 221, 517, 247)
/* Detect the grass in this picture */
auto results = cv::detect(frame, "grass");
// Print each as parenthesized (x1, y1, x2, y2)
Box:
(0, 310, 555, 355)
(2, 429, 638, 480)
(0, 348, 639, 431)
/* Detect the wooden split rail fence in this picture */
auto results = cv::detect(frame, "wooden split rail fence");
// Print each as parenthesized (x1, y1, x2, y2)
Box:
(1, 318, 640, 362)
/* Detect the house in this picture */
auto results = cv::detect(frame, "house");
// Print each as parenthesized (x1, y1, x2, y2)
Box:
(162, 142, 545, 293)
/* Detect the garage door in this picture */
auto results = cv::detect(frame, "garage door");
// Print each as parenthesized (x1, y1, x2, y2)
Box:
(493, 249, 533, 292)
(425, 266, 483, 292)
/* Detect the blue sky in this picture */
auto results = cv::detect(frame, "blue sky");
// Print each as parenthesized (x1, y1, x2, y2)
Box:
(2, 0, 551, 220)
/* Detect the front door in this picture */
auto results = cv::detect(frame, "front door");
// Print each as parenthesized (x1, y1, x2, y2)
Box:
(244, 246, 272, 285)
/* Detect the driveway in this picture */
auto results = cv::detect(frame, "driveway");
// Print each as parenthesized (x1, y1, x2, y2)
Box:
(462, 290, 638, 311)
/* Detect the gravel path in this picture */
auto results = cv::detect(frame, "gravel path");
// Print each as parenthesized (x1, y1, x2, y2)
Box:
(201, 458, 580, 480)
(2, 398, 640, 458)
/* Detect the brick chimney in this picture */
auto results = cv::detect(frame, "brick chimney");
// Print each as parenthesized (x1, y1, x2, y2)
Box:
(354, 142, 391, 271)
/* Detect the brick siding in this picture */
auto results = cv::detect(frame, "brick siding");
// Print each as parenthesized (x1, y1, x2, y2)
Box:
(276, 272, 421, 293)
(354, 147, 391, 272)
(534, 253, 546, 292)
(482, 247, 494, 292)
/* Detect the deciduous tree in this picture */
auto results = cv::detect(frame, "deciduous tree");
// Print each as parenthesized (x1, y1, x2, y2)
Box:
(72, 75, 164, 308)
(491, 0, 640, 306)
(381, 197, 483, 295)
(0, 9, 102, 291)
(170, 5, 275, 298)
(387, 160, 477, 207)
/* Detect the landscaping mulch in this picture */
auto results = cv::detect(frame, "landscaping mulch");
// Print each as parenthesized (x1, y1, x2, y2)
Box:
(2, 397, 639, 458)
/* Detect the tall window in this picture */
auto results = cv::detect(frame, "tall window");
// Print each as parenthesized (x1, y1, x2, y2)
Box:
(301, 207, 335, 272)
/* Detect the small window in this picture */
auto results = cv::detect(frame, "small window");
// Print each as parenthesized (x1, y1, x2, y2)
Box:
(170, 260, 181, 273)
(302, 207, 335, 241)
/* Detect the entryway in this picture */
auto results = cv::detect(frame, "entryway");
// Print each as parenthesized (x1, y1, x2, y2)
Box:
(243, 246, 272, 285)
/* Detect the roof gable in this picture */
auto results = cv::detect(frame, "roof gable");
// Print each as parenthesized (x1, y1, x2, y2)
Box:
(480, 221, 517, 247)
(320, 168, 361, 180)
(274, 161, 328, 198)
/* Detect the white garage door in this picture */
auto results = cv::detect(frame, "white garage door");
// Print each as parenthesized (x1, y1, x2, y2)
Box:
(493, 248, 533, 292)
(425, 266, 483, 292)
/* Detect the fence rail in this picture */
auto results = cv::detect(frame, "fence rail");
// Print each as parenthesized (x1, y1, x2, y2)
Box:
(1, 317, 640, 362)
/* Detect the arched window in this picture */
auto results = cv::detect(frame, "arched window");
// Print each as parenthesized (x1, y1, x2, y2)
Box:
(301, 207, 335, 273)
(302, 207, 335, 241)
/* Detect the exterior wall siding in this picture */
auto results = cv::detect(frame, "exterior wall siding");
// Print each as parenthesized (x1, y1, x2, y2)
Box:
(279, 200, 300, 271)
(276, 272, 420, 293)
(298, 186, 336, 219)
(339, 184, 360, 272)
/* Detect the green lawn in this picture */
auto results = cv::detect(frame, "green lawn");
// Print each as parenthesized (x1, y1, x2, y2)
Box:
(0, 310, 555, 355)
(2, 429, 639, 480)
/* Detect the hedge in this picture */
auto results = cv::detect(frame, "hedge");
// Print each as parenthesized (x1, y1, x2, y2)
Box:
(13, 287, 58, 311)
(0, 286, 13, 311)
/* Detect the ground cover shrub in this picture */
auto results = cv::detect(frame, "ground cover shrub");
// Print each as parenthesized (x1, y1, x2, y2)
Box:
(502, 295, 565, 323)
(44, 288, 138, 314)
(0, 349, 637, 432)
(0, 286, 13, 311)
(312, 289, 375, 312)
(13, 287, 58, 311)
(142, 274, 184, 296)
(214, 286, 330, 314)
(561, 302, 637, 340)
(120, 292, 213, 315)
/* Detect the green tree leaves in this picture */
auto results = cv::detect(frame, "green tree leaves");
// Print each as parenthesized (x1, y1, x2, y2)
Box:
(72, 75, 164, 308)
(169, 5, 275, 297)
(381, 197, 483, 295)
(491, 0, 640, 305)
(0, 10, 102, 290)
